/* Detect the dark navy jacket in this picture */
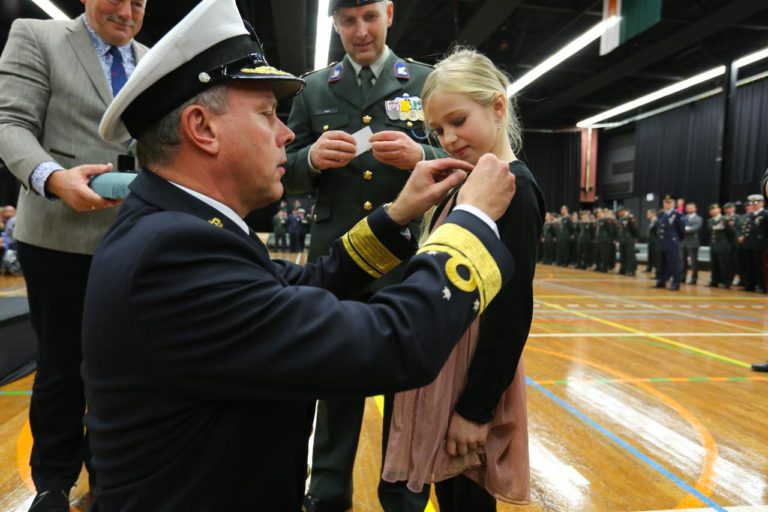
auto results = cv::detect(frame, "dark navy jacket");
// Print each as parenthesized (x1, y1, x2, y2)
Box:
(657, 209, 686, 252)
(81, 170, 513, 511)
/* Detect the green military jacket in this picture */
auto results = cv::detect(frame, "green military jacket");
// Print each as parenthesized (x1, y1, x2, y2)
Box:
(616, 215, 638, 243)
(708, 215, 735, 253)
(594, 217, 614, 242)
(284, 51, 447, 292)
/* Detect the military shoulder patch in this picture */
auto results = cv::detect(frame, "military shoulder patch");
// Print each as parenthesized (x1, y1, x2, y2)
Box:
(328, 62, 344, 83)
(393, 60, 410, 80)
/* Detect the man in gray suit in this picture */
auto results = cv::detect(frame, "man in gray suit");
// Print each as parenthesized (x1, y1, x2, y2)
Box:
(683, 202, 703, 285)
(0, 1, 147, 510)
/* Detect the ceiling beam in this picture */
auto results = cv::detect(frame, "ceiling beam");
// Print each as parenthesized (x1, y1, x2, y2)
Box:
(270, 0, 306, 75)
(389, 0, 421, 48)
(457, 0, 523, 47)
(525, 0, 768, 121)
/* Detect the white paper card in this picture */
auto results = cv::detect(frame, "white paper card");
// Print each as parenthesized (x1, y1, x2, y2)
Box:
(352, 126, 374, 156)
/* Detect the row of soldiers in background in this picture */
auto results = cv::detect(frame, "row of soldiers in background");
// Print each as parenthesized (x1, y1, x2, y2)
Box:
(271, 199, 310, 253)
(539, 195, 768, 293)
(540, 205, 640, 276)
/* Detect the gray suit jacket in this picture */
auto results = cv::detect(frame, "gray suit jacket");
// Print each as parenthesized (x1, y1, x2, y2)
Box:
(683, 212, 703, 249)
(0, 15, 147, 254)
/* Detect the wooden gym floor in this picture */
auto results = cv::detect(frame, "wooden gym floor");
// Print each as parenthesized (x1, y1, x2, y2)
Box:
(1, 256, 767, 512)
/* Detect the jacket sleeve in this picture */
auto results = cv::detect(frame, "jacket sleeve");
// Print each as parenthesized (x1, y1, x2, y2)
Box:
(283, 90, 319, 194)
(454, 176, 542, 423)
(0, 19, 57, 189)
(128, 210, 514, 401)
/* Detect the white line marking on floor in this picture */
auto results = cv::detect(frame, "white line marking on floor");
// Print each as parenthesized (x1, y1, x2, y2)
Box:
(528, 332, 768, 338)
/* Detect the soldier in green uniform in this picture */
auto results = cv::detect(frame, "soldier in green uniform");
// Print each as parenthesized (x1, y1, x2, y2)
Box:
(542, 212, 556, 264)
(594, 208, 614, 272)
(707, 203, 736, 288)
(616, 207, 638, 276)
(723, 202, 740, 285)
(555, 205, 574, 266)
(576, 210, 594, 269)
(282, 1, 448, 510)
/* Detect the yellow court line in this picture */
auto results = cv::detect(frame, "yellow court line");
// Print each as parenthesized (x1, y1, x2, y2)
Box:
(536, 294, 768, 301)
(373, 396, 437, 512)
(527, 346, 719, 509)
(537, 301, 752, 369)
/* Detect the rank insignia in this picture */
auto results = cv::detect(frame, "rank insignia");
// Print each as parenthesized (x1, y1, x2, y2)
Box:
(385, 94, 424, 122)
(208, 217, 224, 228)
(394, 60, 410, 80)
(328, 62, 344, 83)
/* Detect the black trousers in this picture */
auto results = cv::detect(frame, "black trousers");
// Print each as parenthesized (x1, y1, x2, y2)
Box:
(683, 246, 699, 282)
(710, 250, 734, 286)
(17, 242, 93, 491)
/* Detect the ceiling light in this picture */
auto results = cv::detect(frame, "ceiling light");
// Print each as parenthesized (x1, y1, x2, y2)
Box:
(28, 0, 69, 20)
(507, 17, 619, 97)
(314, 0, 332, 70)
(577, 66, 725, 127)
(734, 47, 768, 69)
(577, 44, 768, 127)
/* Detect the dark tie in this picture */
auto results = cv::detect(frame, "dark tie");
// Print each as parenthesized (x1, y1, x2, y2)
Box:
(108, 46, 128, 97)
(359, 66, 374, 99)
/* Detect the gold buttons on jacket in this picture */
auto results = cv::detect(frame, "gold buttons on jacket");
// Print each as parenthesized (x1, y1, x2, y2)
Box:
(363, 170, 373, 181)
(362, 115, 372, 125)
(406, 121, 413, 128)
(363, 201, 373, 211)
(322, 124, 329, 131)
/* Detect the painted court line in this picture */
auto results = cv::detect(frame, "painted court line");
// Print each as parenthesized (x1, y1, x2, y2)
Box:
(529, 332, 768, 338)
(639, 507, 768, 512)
(535, 376, 768, 386)
(535, 301, 752, 369)
(527, 377, 727, 512)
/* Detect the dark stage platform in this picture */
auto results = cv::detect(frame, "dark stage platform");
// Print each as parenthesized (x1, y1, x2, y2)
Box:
(0, 296, 36, 386)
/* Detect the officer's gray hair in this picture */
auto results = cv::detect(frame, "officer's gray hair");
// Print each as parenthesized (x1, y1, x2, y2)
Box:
(422, 47, 522, 152)
(136, 85, 229, 168)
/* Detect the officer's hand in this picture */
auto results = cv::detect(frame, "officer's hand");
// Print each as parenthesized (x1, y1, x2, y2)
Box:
(45, 163, 122, 212)
(370, 130, 423, 170)
(309, 130, 356, 170)
(387, 158, 471, 225)
(445, 411, 489, 457)
(456, 153, 516, 221)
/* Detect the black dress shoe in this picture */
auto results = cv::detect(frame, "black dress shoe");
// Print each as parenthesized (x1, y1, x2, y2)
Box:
(303, 494, 352, 512)
(670, 284, 680, 291)
(708, 282, 718, 287)
(687, 280, 697, 285)
(654, 283, 665, 289)
(28, 490, 69, 512)
(752, 362, 768, 372)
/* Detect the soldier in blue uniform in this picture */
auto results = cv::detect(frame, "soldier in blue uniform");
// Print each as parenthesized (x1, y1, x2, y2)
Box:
(82, 0, 519, 509)
(655, 195, 686, 290)
(282, 1, 449, 509)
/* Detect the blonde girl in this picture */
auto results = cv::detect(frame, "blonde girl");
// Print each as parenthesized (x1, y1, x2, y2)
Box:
(381, 47, 545, 511)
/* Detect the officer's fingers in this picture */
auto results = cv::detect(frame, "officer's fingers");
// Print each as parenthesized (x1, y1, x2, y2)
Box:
(369, 130, 401, 142)
(446, 439, 457, 457)
(456, 442, 468, 456)
(424, 158, 474, 175)
(467, 441, 478, 451)
(371, 140, 404, 153)
(322, 140, 356, 154)
(74, 162, 114, 178)
(319, 149, 355, 162)
(323, 130, 357, 144)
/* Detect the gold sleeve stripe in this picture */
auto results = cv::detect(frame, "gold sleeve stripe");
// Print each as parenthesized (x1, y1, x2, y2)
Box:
(417, 223, 502, 313)
(342, 217, 402, 279)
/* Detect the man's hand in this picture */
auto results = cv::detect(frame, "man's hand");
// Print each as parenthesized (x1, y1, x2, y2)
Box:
(45, 163, 122, 212)
(457, 153, 516, 221)
(370, 130, 423, 170)
(309, 130, 356, 170)
(387, 158, 472, 225)
(445, 411, 490, 457)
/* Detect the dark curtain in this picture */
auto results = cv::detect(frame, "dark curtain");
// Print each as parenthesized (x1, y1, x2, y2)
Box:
(520, 132, 580, 212)
(730, 77, 768, 194)
(634, 94, 723, 209)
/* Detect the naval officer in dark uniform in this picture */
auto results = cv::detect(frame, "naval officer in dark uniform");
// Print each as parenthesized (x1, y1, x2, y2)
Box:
(283, 1, 448, 510)
(655, 195, 686, 290)
(753, 169, 768, 372)
(82, 0, 519, 508)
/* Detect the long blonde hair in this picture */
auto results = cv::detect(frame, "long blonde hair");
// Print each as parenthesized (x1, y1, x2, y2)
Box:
(419, 47, 522, 243)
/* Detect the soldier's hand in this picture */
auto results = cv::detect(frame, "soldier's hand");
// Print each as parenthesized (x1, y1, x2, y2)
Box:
(45, 163, 122, 212)
(370, 130, 423, 170)
(445, 411, 489, 457)
(309, 130, 356, 170)
(456, 153, 516, 221)
(386, 158, 470, 225)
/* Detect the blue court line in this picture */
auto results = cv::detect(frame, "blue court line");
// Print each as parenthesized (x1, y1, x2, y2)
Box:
(526, 377, 727, 512)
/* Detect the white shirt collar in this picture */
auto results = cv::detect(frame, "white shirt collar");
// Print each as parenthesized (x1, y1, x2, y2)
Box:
(347, 46, 390, 80)
(169, 182, 249, 234)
